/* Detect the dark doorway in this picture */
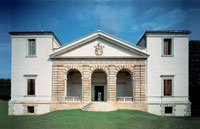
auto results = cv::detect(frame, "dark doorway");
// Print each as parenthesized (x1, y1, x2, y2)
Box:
(95, 86, 104, 101)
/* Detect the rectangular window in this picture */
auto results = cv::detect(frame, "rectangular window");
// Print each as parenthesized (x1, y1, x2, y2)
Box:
(28, 39, 36, 56)
(161, 75, 174, 96)
(162, 38, 174, 57)
(164, 79, 172, 96)
(164, 39, 171, 55)
(27, 79, 35, 95)
(165, 107, 173, 114)
(27, 106, 34, 113)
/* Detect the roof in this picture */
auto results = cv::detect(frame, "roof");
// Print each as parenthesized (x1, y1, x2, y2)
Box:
(145, 30, 191, 35)
(54, 30, 145, 51)
(136, 30, 191, 45)
(9, 31, 62, 46)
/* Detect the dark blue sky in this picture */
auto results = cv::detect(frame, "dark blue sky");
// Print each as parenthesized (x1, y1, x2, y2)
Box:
(0, 0, 200, 78)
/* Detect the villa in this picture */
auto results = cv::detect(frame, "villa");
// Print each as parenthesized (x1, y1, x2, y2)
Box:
(9, 30, 191, 116)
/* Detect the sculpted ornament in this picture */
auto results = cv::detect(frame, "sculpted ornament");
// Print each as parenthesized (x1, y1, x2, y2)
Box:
(94, 42, 104, 56)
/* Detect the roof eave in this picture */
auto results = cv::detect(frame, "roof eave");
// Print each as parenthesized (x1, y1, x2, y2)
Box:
(9, 31, 62, 46)
(50, 56, 148, 59)
(145, 30, 191, 35)
(136, 30, 191, 46)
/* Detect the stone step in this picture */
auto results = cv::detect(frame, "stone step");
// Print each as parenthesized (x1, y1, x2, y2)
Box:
(81, 101, 117, 112)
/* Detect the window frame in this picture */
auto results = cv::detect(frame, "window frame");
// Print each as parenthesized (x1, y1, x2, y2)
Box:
(161, 37, 174, 57)
(27, 78, 35, 95)
(24, 75, 37, 97)
(161, 75, 174, 97)
(26, 38, 37, 57)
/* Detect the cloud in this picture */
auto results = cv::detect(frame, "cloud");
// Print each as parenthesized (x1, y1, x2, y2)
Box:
(94, 4, 135, 34)
(95, 5, 124, 33)
(63, 1, 200, 37)
(71, 2, 134, 34)
(131, 8, 197, 31)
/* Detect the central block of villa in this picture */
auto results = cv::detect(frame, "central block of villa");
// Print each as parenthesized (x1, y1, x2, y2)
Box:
(51, 60, 147, 111)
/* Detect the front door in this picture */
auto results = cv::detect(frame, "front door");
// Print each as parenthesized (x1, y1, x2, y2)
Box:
(95, 86, 104, 101)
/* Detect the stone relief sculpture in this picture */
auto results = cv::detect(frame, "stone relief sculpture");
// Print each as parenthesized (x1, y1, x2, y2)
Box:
(94, 42, 104, 56)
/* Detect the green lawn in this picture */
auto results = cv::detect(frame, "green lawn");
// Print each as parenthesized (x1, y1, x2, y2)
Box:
(0, 101, 200, 129)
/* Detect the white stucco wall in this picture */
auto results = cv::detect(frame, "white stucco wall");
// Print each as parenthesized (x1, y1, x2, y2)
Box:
(10, 35, 56, 115)
(11, 36, 53, 100)
(52, 38, 61, 49)
(146, 34, 190, 116)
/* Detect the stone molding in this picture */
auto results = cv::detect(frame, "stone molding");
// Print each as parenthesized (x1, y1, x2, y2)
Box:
(115, 64, 134, 78)
(90, 64, 109, 76)
(64, 65, 83, 76)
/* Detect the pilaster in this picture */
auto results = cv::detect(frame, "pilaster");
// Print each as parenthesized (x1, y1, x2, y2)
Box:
(107, 65, 117, 102)
(52, 63, 65, 102)
(82, 65, 91, 102)
(133, 65, 146, 101)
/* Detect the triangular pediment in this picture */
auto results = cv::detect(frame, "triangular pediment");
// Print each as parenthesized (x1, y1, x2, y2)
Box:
(50, 30, 149, 58)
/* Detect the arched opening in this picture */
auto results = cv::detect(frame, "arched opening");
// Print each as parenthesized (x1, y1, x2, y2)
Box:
(116, 70, 133, 102)
(66, 69, 82, 101)
(91, 70, 107, 101)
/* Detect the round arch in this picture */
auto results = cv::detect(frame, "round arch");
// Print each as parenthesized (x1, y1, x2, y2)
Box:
(115, 65, 134, 78)
(65, 69, 82, 101)
(90, 65, 109, 77)
(65, 68, 82, 78)
(116, 69, 133, 102)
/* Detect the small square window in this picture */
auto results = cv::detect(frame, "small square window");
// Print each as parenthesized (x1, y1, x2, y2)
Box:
(165, 107, 173, 114)
(27, 106, 34, 113)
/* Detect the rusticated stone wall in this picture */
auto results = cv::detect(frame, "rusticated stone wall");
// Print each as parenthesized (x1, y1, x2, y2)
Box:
(52, 59, 146, 103)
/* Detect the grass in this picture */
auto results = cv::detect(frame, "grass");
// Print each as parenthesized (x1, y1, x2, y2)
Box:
(0, 101, 200, 129)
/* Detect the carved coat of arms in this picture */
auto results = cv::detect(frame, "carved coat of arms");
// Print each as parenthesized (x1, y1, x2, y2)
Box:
(94, 43, 104, 56)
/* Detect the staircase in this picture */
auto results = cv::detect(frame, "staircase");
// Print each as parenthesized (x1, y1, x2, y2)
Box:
(81, 102, 117, 112)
